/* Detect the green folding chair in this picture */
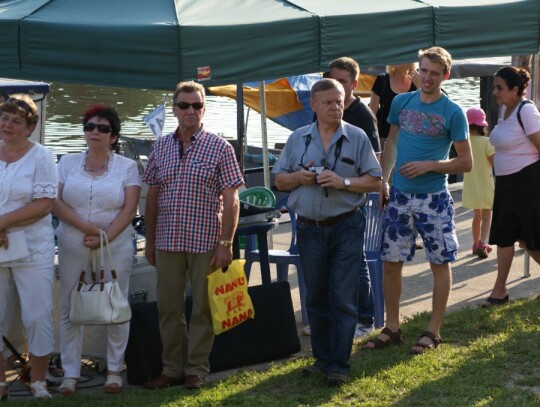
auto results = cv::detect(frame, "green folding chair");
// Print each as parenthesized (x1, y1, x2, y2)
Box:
(239, 187, 276, 250)
(239, 187, 276, 208)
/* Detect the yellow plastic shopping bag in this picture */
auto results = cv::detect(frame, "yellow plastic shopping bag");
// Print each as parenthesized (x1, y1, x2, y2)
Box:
(207, 259, 255, 335)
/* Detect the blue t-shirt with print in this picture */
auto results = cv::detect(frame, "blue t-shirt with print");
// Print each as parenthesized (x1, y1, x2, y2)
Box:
(387, 90, 468, 193)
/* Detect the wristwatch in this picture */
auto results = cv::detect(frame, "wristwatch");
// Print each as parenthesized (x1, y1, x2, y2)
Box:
(343, 178, 351, 191)
(218, 239, 233, 248)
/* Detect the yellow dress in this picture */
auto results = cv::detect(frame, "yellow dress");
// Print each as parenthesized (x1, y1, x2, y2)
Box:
(462, 136, 495, 209)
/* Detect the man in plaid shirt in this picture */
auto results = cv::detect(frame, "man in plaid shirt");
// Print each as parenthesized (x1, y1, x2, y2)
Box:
(142, 81, 244, 390)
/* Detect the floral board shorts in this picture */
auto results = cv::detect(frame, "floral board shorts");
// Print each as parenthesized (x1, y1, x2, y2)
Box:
(381, 187, 458, 264)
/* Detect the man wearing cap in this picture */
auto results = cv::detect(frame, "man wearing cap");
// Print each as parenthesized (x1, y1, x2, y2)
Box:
(273, 78, 381, 386)
(363, 46, 472, 354)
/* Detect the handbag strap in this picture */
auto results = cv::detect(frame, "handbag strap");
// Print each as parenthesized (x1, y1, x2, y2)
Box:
(76, 249, 98, 290)
(99, 230, 118, 280)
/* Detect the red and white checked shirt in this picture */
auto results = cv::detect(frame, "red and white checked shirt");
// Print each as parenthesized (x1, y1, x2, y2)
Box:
(143, 126, 244, 253)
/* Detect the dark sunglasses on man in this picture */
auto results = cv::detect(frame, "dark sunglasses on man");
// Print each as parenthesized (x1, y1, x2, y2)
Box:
(83, 122, 112, 133)
(176, 102, 204, 110)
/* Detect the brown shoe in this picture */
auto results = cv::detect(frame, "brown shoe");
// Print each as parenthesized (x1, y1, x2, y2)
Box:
(184, 374, 205, 390)
(143, 374, 184, 390)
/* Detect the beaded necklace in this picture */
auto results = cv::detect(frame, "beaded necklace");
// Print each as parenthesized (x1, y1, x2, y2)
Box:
(84, 151, 110, 173)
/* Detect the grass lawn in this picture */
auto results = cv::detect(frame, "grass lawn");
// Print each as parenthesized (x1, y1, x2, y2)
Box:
(27, 297, 540, 406)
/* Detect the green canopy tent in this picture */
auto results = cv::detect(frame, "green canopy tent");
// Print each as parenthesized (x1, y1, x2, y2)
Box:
(430, 0, 540, 59)
(289, 0, 435, 66)
(0, 0, 49, 78)
(2, 0, 539, 89)
(2, 0, 320, 89)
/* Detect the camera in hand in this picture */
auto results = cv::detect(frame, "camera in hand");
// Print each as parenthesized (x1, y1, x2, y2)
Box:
(309, 166, 327, 175)
(309, 165, 328, 188)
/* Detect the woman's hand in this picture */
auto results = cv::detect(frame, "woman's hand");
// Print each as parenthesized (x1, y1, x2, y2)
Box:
(0, 231, 8, 248)
(408, 69, 421, 89)
(83, 234, 102, 250)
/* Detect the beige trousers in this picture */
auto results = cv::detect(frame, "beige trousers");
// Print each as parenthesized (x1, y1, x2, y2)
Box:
(155, 250, 214, 377)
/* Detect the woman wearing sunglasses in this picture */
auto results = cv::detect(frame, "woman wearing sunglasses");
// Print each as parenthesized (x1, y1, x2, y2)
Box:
(54, 104, 141, 395)
(0, 94, 58, 400)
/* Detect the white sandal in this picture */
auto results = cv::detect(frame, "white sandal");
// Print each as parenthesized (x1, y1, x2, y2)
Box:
(104, 374, 123, 394)
(0, 382, 8, 402)
(30, 381, 52, 399)
(58, 378, 78, 395)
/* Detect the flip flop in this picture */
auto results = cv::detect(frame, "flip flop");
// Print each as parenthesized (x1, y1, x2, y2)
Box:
(480, 295, 509, 308)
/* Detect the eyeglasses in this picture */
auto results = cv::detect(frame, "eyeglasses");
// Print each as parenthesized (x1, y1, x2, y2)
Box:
(6, 98, 32, 115)
(83, 122, 112, 133)
(175, 102, 204, 110)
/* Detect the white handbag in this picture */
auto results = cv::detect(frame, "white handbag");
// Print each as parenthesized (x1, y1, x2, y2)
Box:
(0, 231, 30, 264)
(69, 230, 132, 325)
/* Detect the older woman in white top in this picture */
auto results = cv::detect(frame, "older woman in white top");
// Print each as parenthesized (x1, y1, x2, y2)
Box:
(481, 66, 540, 308)
(0, 95, 58, 400)
(54, 104, 141, 394)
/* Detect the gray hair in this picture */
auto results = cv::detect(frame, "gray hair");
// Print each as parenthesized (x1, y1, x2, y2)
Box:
(311, 78, 345, 99)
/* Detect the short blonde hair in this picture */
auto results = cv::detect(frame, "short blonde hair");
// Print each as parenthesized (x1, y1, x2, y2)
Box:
(173, 80, 206, 103)
(387, 63, 417, 76)
(418, 47, 452, 75)
(0, 93, 39, 126)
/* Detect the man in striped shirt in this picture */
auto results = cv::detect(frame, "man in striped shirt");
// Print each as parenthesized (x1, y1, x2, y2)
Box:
(143, 81, 244, 390)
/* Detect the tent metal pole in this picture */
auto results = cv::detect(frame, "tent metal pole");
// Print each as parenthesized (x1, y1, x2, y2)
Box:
(236, 84, 245, 173)
(523, 53, 538, 278)
(258, 81, 270, 190)
(259, 81, 273, 249)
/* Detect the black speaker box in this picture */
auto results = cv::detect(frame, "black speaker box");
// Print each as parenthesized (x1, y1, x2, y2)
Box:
(125, 281, 301, 385)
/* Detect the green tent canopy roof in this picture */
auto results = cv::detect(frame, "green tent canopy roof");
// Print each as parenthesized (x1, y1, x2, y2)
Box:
(1, 0, 539, 89)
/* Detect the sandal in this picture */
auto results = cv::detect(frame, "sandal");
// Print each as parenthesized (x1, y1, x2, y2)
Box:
(476, 241, 492, 259)
(480, 295, 509, 308)
(30, 381, 52, 399)
(0, 382, 8, 402)
(58, 378, 78, 395)
(104, 374, 123, 394)
(363, 327, 403, 350)
(410, 330, 442, 355)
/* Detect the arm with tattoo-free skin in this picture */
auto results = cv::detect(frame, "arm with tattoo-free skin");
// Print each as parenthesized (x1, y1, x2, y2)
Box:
(0, 198, 54, 248)
(398, 139, 472, 178)
(211, 187, 240, 270)
(144, 185, 159, 266)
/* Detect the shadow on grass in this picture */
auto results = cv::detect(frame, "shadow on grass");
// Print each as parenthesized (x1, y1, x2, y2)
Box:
(31, 298, 540, 406)
(210, 297, 540, 406)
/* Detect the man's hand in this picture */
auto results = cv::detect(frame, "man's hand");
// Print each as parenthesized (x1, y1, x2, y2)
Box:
(380, 182, 390, 208)
(298, 160, 317, 186)
(210, 245, 233, 270)
(315, 169, 342, 189)
(145, 240, 156, 266)
(399, 161, 433, 179)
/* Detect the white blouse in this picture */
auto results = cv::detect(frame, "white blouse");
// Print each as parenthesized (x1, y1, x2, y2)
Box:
(55, 152, 141, 240)
(490, 102, 540, 176)
(0, 142, 58, 266)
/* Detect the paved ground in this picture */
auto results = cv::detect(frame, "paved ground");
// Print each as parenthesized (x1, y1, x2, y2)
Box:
(4, 184, 540, 400)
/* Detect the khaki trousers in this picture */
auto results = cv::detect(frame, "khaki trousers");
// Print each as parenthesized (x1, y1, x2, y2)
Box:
(155, 250, 214, 377)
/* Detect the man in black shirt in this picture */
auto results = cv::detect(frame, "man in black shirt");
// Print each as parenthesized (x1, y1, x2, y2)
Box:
(327, 57, 381, 159)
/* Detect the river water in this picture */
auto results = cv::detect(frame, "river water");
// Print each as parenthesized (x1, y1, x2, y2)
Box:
(43, 77, 480, 156)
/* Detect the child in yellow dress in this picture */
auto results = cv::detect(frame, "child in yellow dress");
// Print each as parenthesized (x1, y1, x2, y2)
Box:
(462, 107, 495, 258)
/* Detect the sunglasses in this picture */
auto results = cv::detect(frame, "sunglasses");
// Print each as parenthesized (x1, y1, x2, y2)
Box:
(6, 98, 32, 115)
(83, 122, 112, 133)
(175, 102, 204, 110)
